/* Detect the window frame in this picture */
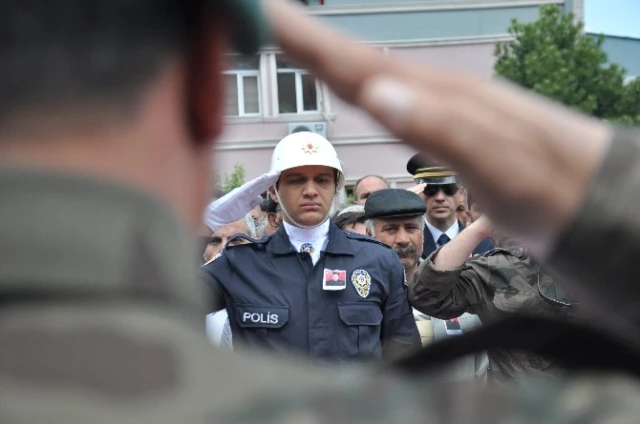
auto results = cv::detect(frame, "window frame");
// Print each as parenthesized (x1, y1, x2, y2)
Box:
(275, 62, 321, 115)
(223, 69, 262, 118)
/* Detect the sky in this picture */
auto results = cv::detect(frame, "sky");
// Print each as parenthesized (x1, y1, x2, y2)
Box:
(584, 0, 640, 38)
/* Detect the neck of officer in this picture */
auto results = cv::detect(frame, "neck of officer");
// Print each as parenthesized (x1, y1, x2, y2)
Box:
(284, 219, 330, 244)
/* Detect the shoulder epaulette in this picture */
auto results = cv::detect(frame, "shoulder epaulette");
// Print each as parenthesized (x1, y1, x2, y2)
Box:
(344, 231, 391, 249)
(202, 252, 222, 267)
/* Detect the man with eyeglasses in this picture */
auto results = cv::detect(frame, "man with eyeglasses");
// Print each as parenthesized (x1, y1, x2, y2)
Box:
(406, 154, 495, 259)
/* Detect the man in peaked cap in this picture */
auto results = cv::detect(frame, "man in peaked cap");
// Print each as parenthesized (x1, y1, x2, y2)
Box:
(407, 154, 495, 259)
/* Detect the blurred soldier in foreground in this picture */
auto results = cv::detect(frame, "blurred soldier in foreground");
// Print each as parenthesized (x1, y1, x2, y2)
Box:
(3, 0, 640, 423)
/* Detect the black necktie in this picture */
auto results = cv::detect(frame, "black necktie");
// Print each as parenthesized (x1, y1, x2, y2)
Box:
(437, 234, 450, 247)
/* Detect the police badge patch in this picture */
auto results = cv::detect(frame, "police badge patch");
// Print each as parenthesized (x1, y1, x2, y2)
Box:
(351, 269, 371, 299)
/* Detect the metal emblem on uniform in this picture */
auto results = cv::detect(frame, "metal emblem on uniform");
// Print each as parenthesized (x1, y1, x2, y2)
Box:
(300, 243, 314, 254)
(351, 269, 371, 299)
(301, 142, 319, 154)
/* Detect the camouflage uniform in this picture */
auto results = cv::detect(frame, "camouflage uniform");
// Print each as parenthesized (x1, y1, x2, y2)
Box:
(0, 166, 593, 423)
(5, 127, 640, 423)
(409, 246, 571, 384)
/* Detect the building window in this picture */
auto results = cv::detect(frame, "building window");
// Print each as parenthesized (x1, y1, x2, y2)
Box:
(276, 58, 320, 114)
(224, 56, 261, 117)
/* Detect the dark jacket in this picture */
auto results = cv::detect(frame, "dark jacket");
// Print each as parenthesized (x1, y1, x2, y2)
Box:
(202, 222, 420, 363)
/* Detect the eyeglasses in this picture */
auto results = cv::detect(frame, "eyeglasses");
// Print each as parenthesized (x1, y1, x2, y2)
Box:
(424, 184, 458, 197)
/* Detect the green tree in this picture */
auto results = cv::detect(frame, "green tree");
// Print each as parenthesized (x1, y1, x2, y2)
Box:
(494, 5, 639, 124)
(216, 163, 246, 192)
(619, 78, 640, 124)
(344, 193, 355, 207)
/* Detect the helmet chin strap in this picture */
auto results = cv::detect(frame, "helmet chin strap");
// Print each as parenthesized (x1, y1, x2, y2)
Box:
(274, 186, 331, 230)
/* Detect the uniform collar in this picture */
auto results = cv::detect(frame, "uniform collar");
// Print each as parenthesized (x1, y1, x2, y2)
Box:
(283, 220, 330, 244)
(425, 218, 459, 243)
(0, 166, 207, 314)
(269, 220, 354, 256)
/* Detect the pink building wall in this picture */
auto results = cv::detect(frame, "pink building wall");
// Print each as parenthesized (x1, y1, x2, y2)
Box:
(214, 42, 499, 190)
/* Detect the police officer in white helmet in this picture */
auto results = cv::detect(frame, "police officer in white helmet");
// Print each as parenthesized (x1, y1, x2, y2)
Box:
(202, 132, 420, 363)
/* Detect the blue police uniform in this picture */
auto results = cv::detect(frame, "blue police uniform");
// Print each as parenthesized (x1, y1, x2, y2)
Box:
(201, 222, 420, 363)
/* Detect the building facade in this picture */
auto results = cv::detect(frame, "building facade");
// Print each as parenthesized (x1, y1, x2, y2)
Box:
(597, 34, 640, 80)
(215, 0, 583, 204)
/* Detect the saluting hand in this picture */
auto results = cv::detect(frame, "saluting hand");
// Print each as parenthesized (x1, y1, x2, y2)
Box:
(203, 169, 280, 232)
(264, 0, 612, 257)
(406, 183, 427, 204)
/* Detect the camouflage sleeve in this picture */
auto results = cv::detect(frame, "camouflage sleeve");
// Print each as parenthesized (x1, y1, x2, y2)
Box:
(205, 369, 640, 424)
(408, 248, 496, 319)
(3, 302, 640, 423)
(546, 127, 640, 338)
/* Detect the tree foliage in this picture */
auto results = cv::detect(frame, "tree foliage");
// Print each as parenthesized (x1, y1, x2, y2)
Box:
(216, 163, 246, 193)
(494, 5, 640, 124)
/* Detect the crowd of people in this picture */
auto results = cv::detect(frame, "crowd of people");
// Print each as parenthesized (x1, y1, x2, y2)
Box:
(200, 127, 576, 385)
(3, 0, 640, 422)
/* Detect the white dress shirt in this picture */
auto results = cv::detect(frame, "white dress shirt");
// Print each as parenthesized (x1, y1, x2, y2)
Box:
(284, 220, 330, 265)
(425, 218, 459, 247)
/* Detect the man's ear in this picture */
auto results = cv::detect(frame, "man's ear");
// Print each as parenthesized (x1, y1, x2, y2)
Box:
(186, 14, 229, 147)
(267, 212, 278, 228)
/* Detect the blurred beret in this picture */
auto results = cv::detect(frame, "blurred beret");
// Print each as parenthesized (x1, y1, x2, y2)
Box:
(364, 189, 426, 220)
(336, 204, 365, 217)
(406, 153, 459, 185)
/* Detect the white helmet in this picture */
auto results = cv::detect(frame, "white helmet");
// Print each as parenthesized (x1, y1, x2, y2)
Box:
(270, 132, 344, 189)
